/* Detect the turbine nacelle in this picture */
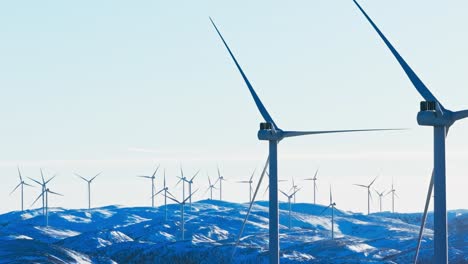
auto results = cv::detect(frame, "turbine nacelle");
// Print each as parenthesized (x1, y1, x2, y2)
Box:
(258, 122, 284, 141)
(417, 101, 454, 127)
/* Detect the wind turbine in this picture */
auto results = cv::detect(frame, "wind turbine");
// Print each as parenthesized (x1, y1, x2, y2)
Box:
(203, 174, 217, 200)
(137, 164, 160, 208)
(304, 168, 319, 204)
(29, 169, 56, 216)
(216, 166, 226, 201)
(320, 186, 337, 239)
(76, 172, 101, 210)
(263, 172, 287, 197)
(31, 187, 63, 226)
(352, 1, 468, 262)
(375, 189, 386, 213)
(10, 167, 33, 211)
(210, 17, 400, 263)
(289, 177, 299, 204)
(175, 167, 188, 203)
(386, 179, 398, 213)
(165, 189, 198, 240)
(186, 170, 200, 210)
(153, 169, 169, 221)
(353, 176, 377, 215)
(237, 169, 255, 202)
(279, 188, 300, 229)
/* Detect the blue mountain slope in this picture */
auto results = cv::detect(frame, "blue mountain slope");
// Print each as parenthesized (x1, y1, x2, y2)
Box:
(0, 200, 466, 263)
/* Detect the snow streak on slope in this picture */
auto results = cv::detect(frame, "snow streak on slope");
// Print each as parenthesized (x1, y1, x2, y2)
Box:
(0, 201, 466, 263)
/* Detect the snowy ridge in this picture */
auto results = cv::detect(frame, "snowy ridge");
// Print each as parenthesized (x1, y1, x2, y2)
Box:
(0, 200, 466, 263)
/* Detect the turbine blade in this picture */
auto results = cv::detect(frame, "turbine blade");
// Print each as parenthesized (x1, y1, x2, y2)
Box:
(291, 188, 301, 197)
(166, 195, 180, 204)
(313, 168, 319, 180)
(329, 186, 332, 204)
(217, 166, 221, 178)
(31, 191, 45, 206)
(249, 169, 256, 182)
(190, 170, 200, 182)
(45, 175, 56, 185)
(282, 128, 403, 138)
(352, 0, 444, 109)
(137, 175, 152, 179)
(369, 176, 378, 187)
(210, 17, 278, 129)
(91, 172, 102, 182)
(17, 167, 23, 181)
(76, 174, 89, 182)
(10, 183, 22, 195)
(48, 190, 64, 196)
(154, 188, 166, 197)
(28, 177, 42, 186)
(453, 109, 468, 121)
(279, 190, 288, 198)
(152, 164, 161, 177)
(414, 171, 434, 264)
(353, 184, 367, 188)
(231, 155, 269, 260)
(208, 176, 212, 186)
(184, 188, 199, 204)
(23, 182, 34, 187)
(319, 205, 331, 216)
(237, 181, 250, 183)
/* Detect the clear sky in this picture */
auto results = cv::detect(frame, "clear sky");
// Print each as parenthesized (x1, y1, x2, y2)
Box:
(1, 0, 467, 214)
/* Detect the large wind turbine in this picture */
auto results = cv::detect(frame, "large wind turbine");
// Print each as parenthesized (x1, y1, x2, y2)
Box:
(29, 169, 56, 215)
(279, 188, 300, 229)
(165, 189, 198, 240)
(137, 164, 160, 208)
(353, 176, 377, 215)
(210, 18, 400, 263)
(76, 172, 101, 210)
(320, 186, 337, 239)
(352, 1, 468, 262)
(304, 168, 319, 204)
(10, 167, 33, 211)
(236, 169, 255, 202)
(375, 189, 386, 213)
(31, 187, 63, 226)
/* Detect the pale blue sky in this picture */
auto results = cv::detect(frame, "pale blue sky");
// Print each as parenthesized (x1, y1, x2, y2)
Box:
(1, 0, 467, 213)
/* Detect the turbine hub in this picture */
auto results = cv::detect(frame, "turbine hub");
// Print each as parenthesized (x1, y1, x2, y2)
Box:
(417, 101, 453, 127)
(258, 122, 283, 141)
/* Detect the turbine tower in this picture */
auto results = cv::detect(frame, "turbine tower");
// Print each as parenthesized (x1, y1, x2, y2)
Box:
(210, 17, 399, 263)
(237, 169, 255, 202)
(354, 176, 377, 215)
(186, 170, 200, 210)
(29, 169, 56, 216)
(76, 172, 101, 210)
(279, 188, 300, 229)
(31, 187, 63, 226)
(304, 168, 319, 204)
(375, 189, 386, 213)
(10, 167, 33, 211)
(165, 189, 198, 240)
(137, 164, 160, 208)
(352, 1, 468, 262)
(320, 186, 337, 239)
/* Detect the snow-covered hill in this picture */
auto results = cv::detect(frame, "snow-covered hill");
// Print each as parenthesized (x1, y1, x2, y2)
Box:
(0, 200, 466, 263)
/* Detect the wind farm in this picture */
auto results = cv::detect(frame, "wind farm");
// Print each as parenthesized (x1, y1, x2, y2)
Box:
(1, 0, 467, 263)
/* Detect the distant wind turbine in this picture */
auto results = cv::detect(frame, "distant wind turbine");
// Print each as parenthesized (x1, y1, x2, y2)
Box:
(31, 187, 63, 226)
(320, 186, 337, 239)
(304, 168, 319, 204)
(153, 169, 169, 221)
(237, 169, 255, 202)
(211, 17, 400, 263)
(137, 164, 160, 208)
(216, 166, 226, 201)
(29, 169, 56, 216)
(10, 167, 33, 211)
(263, 172, 287, 197)
(386, 179, 398, 213)
(76, 172, 101, 210)
(279, 188, 301, 229)
(203, 174, 217, 200)
(186, 170, 200, 210)
(375, 189, 386, 213)
(353, 176, 378, 215)
(289, 177, 299, 204)
(165, 189, 198, 240)
(352, 1, 468, 262)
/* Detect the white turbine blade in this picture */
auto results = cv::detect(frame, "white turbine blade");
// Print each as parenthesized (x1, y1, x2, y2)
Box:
(166, 194, 181, 204)
(45, 175, 56, 185)
(10, 183, 22, 195)
(217, 166, 221, 178)
(137, 175, 152, 179)
(369, 176, 378, 187)
(183, 189, 199, 204)
(414, 171, 434, 264)
(282, 128, 403, 138)
(237, 181, 250, 183)
(319, 205, 331, 216)
(329, 186, 332, 204)
(279, 190, 288, 198)
(291, 188, 301, 197)
(23, 182, 34, 187)
(152, 164, 161, 177)
(17, 167, 23, 181)
(153, 188, 166, 197)
(353, 184, 367, 188)
(76, 174, 89, 182)
(231, 156, 269, 260)
(249, 169, 256, 182)
(28, 177, 42, 186)
(31, 191, 45, 207)
(303, 178, 313, 181)
(453, 109, 468, 121)
(90, 172, 102, 182)
(175, 177, 183, 187)
(208, 176, 212, 186)
(190, 170, 200, 182)
(48, 190, 64, 196)
(313, 168, 319, 180)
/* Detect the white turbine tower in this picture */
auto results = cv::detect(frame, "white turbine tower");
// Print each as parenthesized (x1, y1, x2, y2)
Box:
(320, 186, 337, 240)
(165, 189, 198, 240)
(10, 167, 33, 211)
(137, 164, 160, 208)
(352, 1, 468, 262)
(29, 169, 56, 216)
(375, 189, 386, 213)
(304, 168, 319, 204)
(31, 187, 63, 226)
(237, 169, 256, 202)
(279, 188, 301, 229)
(210, 17, 400, 263)
(354, 176, 377, 215)
(76, 172, 101, 210)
